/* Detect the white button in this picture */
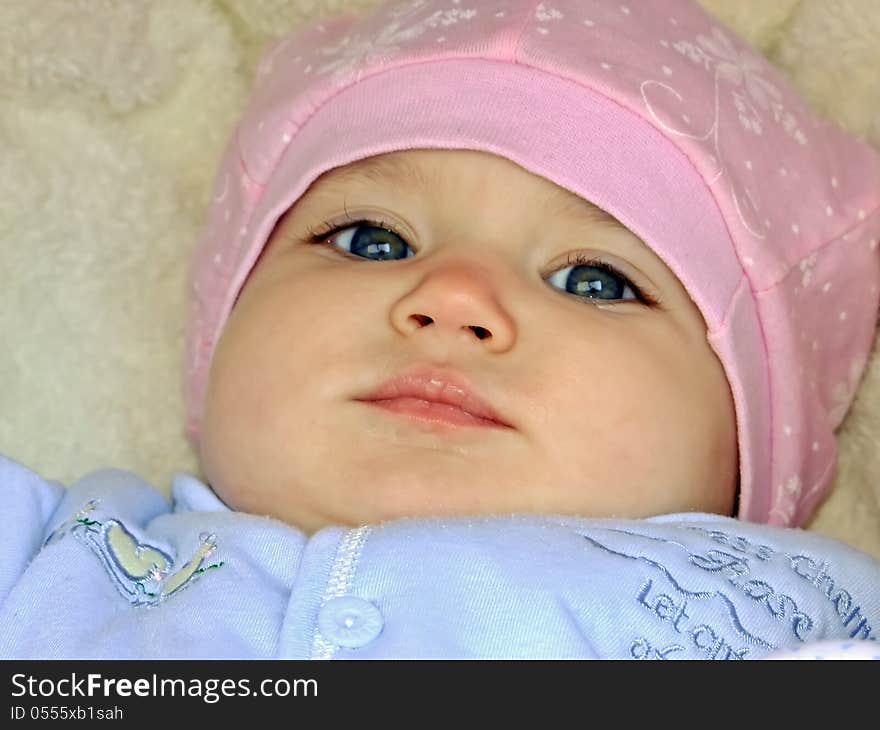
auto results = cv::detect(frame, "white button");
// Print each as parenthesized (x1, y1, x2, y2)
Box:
(317, 596, 384, 648)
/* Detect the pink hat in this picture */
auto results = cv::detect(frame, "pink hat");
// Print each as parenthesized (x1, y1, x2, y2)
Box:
(185, 0, 880, 526)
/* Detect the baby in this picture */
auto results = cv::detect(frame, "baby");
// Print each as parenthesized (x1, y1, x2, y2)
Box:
(2, 0, 880, 659)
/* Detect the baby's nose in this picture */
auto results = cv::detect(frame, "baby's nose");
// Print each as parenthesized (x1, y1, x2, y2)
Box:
(389, 259, 516, 353)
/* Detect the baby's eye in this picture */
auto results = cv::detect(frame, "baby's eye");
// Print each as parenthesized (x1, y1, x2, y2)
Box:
(545, 255, 642, 304)
(311, 220, 414, 261)
(310, 219, 658, 307)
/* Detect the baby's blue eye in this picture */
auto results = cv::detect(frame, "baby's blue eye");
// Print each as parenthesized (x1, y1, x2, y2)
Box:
(312, 220, 648, 305)
(545, 258, 639, 302)
(319, 221, 414, 261)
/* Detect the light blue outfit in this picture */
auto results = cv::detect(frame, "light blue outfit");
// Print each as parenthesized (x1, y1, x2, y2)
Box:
(1, 454, 878, 659)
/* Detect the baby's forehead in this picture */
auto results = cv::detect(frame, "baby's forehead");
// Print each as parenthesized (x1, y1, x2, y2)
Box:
(312, 148, 629, 231)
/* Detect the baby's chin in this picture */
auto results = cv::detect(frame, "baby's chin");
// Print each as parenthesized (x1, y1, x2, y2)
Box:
(221, 486, 520, 534)
(204, 438, 719, 531)
(232, 490, 640, 536)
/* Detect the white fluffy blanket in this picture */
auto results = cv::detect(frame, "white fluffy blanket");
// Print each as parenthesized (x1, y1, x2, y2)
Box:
(2, 0, 879, 555)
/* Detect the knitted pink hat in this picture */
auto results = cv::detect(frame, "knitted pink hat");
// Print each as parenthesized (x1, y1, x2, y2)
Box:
(185, 0, 880, 527)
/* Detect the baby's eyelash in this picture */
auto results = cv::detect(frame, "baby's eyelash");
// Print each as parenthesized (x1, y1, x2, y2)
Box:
(306, 212, 397, 244)
(305, 215, 663, 308)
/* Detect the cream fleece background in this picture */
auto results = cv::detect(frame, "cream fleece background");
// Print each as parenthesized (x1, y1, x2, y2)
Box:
(1, 0, 879, 556)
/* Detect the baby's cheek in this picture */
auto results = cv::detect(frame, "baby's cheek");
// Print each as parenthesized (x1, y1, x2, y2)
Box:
(661, 398, 737, 513)
(637, 355, 734, 512)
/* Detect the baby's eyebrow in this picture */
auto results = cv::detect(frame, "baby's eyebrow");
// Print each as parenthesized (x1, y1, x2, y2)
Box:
(315, 154, 434, 195)
(317, 154, 627, 229)
(544, 189, 629, 230)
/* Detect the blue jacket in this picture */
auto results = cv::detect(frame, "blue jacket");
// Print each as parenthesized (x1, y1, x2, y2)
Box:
(1, 454, 878, 659)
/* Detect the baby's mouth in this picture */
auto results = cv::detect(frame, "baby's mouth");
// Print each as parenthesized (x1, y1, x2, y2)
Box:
(353, 364, 514, 430)
(358, 396, 510, 429)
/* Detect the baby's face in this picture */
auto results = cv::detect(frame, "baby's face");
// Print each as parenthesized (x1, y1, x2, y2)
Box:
(199, 149, 738, 533)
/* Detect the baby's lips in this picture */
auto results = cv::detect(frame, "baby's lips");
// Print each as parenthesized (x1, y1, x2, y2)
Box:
(355, 363, 515, 429)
